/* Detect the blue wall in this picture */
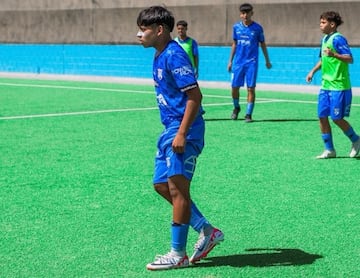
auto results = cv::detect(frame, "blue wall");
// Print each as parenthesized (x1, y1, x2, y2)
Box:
(0, 44, 359, 87)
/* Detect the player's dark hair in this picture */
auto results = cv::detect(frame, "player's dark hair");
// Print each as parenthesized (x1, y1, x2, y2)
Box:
(320, 11, 343, 27)
(176, 20, 188, 27)
(137, 6, 175, 32)
(239, 3, 253, 12)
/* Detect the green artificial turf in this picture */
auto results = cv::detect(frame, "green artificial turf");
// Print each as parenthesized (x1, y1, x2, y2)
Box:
(1, 77, 359, 277)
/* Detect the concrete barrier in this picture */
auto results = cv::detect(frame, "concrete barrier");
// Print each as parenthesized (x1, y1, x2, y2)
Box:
(0, 0, 359, 46)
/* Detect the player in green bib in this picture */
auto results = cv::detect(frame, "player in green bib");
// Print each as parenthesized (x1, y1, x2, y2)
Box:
(175, 20, 199, 78)
(306, 11, 360, 159)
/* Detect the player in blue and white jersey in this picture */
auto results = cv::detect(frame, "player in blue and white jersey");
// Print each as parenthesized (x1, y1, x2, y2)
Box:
(136, 6, 224, 271)
(228, 3, 272, 122)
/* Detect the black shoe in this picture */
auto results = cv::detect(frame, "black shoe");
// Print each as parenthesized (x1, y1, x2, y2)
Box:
(244, 114, 253, 123)
(231, 107, 240, 120)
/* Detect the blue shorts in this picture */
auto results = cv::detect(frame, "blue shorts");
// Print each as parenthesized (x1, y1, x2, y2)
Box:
(231, 62, 258, 88)
(318, 89, 352, 120)
(153, 120, 205, 184)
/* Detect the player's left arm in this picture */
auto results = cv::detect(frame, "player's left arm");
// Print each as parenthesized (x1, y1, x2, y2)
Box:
(325, 50, 353, 64)
(172, 87, 202, 153)
(260, 41, 272, 69)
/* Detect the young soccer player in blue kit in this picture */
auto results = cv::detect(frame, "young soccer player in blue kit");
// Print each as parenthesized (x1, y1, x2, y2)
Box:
(136, 6, 224, 271)
(228, 3, 272, 122)
(306, 11, 360, 159)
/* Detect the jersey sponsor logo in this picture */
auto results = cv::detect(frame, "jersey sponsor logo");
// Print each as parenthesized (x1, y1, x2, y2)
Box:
(172, 65, 193, 76)
(237, 39, 251, 46)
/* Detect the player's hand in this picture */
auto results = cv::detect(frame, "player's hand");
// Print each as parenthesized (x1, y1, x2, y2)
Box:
(227, 62, 232, 72)
(266, 62, 272, 69)
(172, 134, 186, 153)
(306, 73, 313, 83)
(323, 47, 334, 57)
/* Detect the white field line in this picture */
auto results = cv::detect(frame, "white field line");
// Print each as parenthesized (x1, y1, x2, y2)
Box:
(1, 81, 358, 121)
(0, 81, 155, 95)
(0, 107, 159, 120)
(0, 99, 315, 121)
(0, 80, 319, 103)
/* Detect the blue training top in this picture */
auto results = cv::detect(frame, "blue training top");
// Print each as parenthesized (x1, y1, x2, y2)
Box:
(232, 21, 265, 67)
(153, 40, 203, 127)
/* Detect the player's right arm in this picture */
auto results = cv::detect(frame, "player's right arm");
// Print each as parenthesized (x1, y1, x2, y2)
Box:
(306, 60, 321, 83)
(227, 40, 236, 72)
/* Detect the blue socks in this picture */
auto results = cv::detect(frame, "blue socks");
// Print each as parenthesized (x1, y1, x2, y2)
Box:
(322, 133, 334, 151)
(233, 98, 240, 109)
(190, 202, 210, 233)
(233, 100, 255, 116)
(246, 102, 254, 115)
(321, 128, 359, 151)
(171, 202, 211, 253)
(171, 222, 189, 253)
(233, 100, 255, 115)
(344, 127, 360, 142)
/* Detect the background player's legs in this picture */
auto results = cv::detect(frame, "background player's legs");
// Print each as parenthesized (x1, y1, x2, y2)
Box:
(333, 118, 360, 157)
(245, 87, 255, 122)
(333, 118, 350, 133)
(317, 117, 336, 159)
(319, 117, 332, 134)
(231, 87, 241, 120)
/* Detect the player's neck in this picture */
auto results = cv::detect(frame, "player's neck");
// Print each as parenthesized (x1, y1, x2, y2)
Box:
(325, 30, 337, 37)
(243, 19, 253, 26)
(178, 35, 188, 41)
(155, 36, 172, 55)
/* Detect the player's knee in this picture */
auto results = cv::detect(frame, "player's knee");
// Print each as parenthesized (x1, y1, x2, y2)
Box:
(154, 183, 166, 195)
(332, 118, 343, 125)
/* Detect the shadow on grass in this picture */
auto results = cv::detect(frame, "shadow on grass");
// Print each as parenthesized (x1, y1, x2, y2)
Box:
(204, 118, 318, 122)
(204, 118, 233, 121)
(195, 248, 323, 268)
(324, 156, 360, 160)
(255, 119, 318, 123)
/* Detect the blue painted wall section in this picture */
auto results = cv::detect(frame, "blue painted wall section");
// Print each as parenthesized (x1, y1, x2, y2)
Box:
(0, 44, 359, 87)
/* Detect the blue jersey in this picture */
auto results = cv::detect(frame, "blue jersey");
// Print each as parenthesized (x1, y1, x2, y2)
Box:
(153, 40, 202, 127)
(232, 21, 265, 68)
